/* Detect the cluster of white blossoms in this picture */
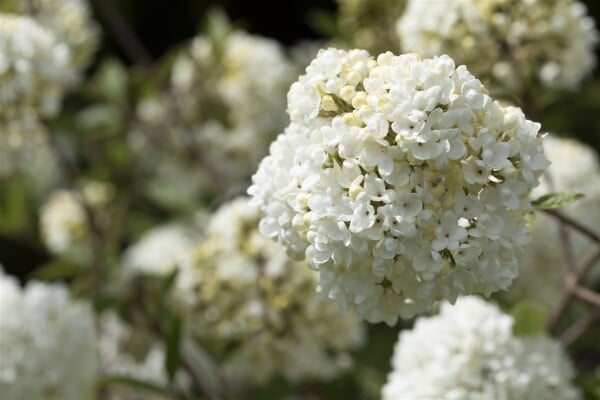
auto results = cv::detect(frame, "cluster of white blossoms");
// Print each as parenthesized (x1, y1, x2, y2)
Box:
(0, 126, 60, 196)
(0, 13, 75, 125)
(0, 270, 98, 400)
(39, 182, 112, 260)
(98, 312, 172, 400)
(39, 189, 89, 255)
(176, 197, 365, 385)
(122, 224, 200, 277)
(382, 297, 581, 400)
(250, 49, 548, 324)
(131, 30, 296, 191)
(396, 0, 598, 92)
(508, 135, 600, 309)
(4, 0, 100, 68)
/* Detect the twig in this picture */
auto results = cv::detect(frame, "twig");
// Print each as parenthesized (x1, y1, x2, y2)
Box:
(91, 0, 153, 65)
(542, 209, 600, 244)
(560, 312, 598, 348)
(579, 248, 600, 279)
(572, 286, 600, 307)
(42, 126, 107, 295)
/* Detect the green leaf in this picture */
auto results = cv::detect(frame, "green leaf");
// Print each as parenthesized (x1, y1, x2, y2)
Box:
(30, 260, 80, 281)
(165, 317, 182, 381)
(524, 212, 536, 229)
(161, 268, 179, 294)
(510, 300, 548, 336)
(98, 375, 170, 396)
(532, 191, 584, 210)
(0, 178, 31, 234)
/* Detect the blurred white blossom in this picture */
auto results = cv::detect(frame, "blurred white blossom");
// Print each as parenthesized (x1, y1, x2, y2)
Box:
(508, 135, 600, 309)
(397, 0, 598, 92)
(0, 13, 75, 123)
(7, 0, 100, 68)
(122, 224, 200, 277)
(39, 189, 89, 255)
(175, 197, 365, 386)
(250, 49, 548, 324)
(382, 297, 580, 400)
(131, 30, 296, 197)
(0, 270, 98, 400)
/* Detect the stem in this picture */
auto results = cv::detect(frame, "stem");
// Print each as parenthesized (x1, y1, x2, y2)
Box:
(43, 126, 107, 295)
(542, 209, 600, 244)
(90, 0, 153, 65)
(547, 248, 600, 334)
(560, 312, 599, 348)
(572, 286, 600, 307)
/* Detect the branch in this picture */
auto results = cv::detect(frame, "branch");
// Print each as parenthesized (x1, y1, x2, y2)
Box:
(91, 0, 153, 65)
(573, 286, 600, 307)
(542, 209, 600, 244)
(560, 312, 598, 348)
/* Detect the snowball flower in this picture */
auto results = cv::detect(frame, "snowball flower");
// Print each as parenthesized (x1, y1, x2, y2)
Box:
(175, 197, 365, 385)
(397, 0, 598, 92)
(122, 224, 199, 277)
(131, 29, 296, 195)
(39, 189, 88, 255)
(0, 270, 98, 400)
(507, 135, 600, 310)
(0, 14, 75, 122)
(250, 49, 548, 324)
(5, 0, 100, 68)
(382, 297, 581, 400)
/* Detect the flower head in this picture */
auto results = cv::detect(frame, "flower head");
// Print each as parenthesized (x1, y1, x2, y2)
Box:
(250, 49, 548, 324)
(0, 14, 75, 122)
(397, 0, 598, 92)
(6, 0, 100, 68)
(0, 270, 98, 399)
(174, 197, 365, 385)
(382, 297, 581, 400)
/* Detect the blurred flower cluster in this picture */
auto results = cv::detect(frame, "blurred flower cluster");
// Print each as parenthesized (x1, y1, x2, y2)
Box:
(0, 1, 598, 399)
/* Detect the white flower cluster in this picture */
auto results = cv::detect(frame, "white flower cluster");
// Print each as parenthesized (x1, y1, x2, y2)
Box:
(0, 125, 60, 196)
(98, 312, 171, 400)
(0, 13, 75, 124)
(7, 0, 100, 68)
(397, 0, 598, 92)
(122, 224, 199, 277)
(250, 49, 547, 324)
(508, 135, 600, 309)
(131, 30, 296, 192)
(39, 189, 89, 255)
(382, 297, 581, 400)
(176, 197, 365, 385)
(0, 270, 98, 400)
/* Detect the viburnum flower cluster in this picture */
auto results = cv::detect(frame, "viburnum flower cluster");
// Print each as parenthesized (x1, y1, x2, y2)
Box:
(0, 270, 98, 400)
(175, 197, 365, 385)
(130, 30, 296, 191)
(39, 189, 89, 255)
(250, 49, 548, 324)
(122, 223, 200, 277)
(4, 0, 99, 69)
(508, 135, 600, 309)
(0, 13, 75, 125)
(382, 297, 581, 400)
(396, 0, 598, 92)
